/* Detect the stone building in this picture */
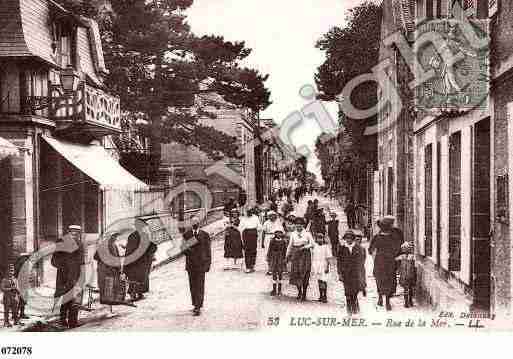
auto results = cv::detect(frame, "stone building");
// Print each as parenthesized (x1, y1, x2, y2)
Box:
(160, 92, 257, 209)
(377, 0, 503, 314)
(0, 0, 146, 281)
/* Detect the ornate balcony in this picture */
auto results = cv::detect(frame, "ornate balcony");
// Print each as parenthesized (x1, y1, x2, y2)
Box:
(23, 82, 121, 138)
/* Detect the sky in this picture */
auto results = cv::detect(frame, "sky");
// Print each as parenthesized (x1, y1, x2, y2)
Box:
(186, 0, 371, 183)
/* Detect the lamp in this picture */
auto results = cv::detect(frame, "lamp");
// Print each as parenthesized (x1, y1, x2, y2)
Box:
(59, 65, 81, 94)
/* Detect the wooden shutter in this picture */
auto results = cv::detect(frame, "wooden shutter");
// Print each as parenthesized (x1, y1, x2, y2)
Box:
(425, 144, 433, 257)
(472, 118, 491, 310)
(387, 167, 394, 215)
(449, 131, 462, 272)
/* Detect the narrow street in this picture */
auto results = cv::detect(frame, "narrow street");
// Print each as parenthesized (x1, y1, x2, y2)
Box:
(73, 195, 431, 332)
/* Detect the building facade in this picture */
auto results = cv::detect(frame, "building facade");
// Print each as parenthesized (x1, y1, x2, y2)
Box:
(377, 0, 506, 314)
(0, 0, 146, 282)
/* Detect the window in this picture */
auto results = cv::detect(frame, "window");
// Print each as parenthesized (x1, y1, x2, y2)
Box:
(424, 144, 433, 257)
(436, 0, 442, 17)
(61, 35, 71, 67)
(448, 131, 461, 272)
(426, 0, 434, 19)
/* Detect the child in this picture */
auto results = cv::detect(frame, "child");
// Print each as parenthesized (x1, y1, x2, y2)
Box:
(396, 241, 416, 308)
(1, 264, 21, 327)
(337, 230, 365, 315)
(354, 230, 367, 297)
(223, 216, 243, 270)
(311, 232, 332, 303)
(267, 230, 288, 296)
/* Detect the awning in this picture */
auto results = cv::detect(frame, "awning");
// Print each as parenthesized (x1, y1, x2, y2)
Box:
(0, 137, 20, 158)
(43, 136, 149, 191)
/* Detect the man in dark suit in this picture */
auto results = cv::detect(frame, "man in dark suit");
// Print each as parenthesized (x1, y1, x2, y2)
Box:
(183, 216, 212, 316)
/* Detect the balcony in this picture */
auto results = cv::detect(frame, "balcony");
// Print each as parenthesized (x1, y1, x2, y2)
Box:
(23, 82, 121, 137)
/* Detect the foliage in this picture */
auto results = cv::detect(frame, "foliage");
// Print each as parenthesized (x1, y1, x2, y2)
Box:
(314, 2, 381, 196)
(56, 0, 271, 161)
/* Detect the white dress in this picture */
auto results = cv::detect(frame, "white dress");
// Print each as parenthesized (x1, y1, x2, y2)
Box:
(311, 243, 333, 281)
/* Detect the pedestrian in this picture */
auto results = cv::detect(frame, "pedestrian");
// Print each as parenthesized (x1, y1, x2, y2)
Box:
(344, 200, 356, 229)
(124, 226, 158, 302)
(337, 230, 365, 316)
(281, 198, 294, 218)
(238, 188, 247, 209)
(240, 208, 261, 273)
(267, 230, 288, 296)
(286, 217, 314, 301)
(304, 200, 314, 227)
(183, 216, 212, 316)
(223, 216, 243, 270)
(224, 197, 237, 217)
(311, 207, 327, 235)
(94, 232, 128, 305)
(262, 211, 283, 275)
(311, 232, 332, 303)
(354, 229, 367, 297)
(51, 224, 85, 329)
(327, 212, 340, 255)
(368, 216, 404, 311)
(396, 241, 416, 308)
(14, 254, 30, 320)
(1, 264, 20, 327)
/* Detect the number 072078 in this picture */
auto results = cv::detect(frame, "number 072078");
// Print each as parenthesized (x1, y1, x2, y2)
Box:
(0, 346, 32, 355)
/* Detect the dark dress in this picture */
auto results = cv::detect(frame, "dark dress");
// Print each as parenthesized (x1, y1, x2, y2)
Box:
(311, 211, 326, 235)
(224, 226, 243, 259)
(267, 238, 287, 273)
(94, 238, 124, 304)
(337, 244, 365, 296)
(124, 231, 158, 295)
(327, 220, 339, 249)
(369, 229, 404, 296)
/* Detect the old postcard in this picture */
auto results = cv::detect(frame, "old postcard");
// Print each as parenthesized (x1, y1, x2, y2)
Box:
(0, 0, 508, 355)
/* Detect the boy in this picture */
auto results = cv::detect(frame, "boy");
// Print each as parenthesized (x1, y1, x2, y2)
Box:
(267, 230, 288, 296)
(337, 230, 365, 315)
(396, 241, 416, 308)
(1, 264, 20, 327)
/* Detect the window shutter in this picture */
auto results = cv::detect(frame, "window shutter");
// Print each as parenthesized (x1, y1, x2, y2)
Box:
(424, 144, 433, 257)
(448, 132, 462, 272)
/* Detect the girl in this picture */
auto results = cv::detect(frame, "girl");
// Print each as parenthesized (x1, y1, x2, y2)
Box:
(286, 217, 314, 301)
(396, 241, 416, 308)
(224, 216, 243, 270)
(311, 232, 332, 303)
(337, 230, 365, 315)
(267, 230, 288, 296)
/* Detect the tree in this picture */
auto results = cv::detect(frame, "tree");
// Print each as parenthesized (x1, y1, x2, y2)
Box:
(56, 0, 271, 162)
(314, 2, 381, 201)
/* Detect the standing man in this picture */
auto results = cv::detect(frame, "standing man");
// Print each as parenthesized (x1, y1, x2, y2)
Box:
(344, 200, 356, 229)
(183, 217, 212, 316)
(51, 225, 85, 329)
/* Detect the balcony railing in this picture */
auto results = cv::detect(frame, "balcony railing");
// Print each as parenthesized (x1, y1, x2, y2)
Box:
(22, 83, 121, 133)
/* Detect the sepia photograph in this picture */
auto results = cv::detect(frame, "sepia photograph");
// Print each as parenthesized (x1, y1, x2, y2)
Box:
(0, 0, 509, 356)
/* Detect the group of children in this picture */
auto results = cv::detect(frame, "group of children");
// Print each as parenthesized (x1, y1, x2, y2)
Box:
(265, 214, 417, 315)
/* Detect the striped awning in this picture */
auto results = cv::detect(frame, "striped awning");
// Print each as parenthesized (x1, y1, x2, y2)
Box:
(0, 137, 20, 158)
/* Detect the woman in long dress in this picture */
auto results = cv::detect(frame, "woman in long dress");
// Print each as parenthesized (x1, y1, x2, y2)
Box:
(240, 208, 262, 273)
(368, 216, 404, 311)
(224, 216, 243, 270)
(94, 233, 124, 304)
(124, 230, 157, 301)
(286, 217, 314, 301)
